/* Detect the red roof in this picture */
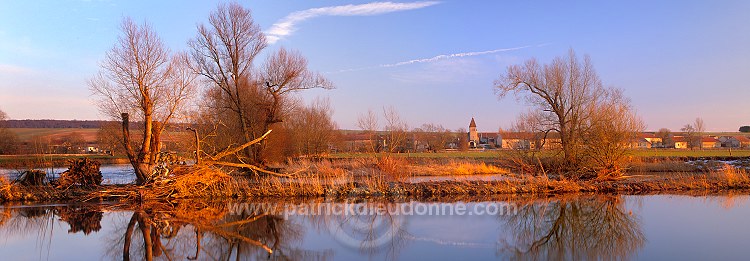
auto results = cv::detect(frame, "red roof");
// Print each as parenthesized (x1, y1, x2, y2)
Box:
(701, 137, 719, 143)
(469, 118, 476, 128)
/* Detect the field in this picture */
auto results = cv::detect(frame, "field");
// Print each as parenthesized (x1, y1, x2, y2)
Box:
(330, 149, 750, 159)
(8, 128, 99, 142)
(630, 149, 750, 157)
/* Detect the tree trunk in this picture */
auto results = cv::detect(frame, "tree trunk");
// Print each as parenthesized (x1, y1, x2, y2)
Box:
(137, 212, 154, 261)
(123, 213, 138, 261)
(122, 113, 148, 184)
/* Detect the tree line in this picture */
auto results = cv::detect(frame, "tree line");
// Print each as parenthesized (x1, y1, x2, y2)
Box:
(0, 120, 110, 129)
(88, 2, 333, 184)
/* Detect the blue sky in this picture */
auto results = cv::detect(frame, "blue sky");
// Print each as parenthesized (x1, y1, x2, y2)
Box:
(1, 1, 749, 132)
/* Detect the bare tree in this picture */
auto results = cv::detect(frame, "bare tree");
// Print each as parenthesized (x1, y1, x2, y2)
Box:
(495, 49, 643, 179)
(580, 89, 644, 176)
(189, 2, 331, 166)
(681, 117, 705, 149)
(382, 106, 409, 153)
(694, 117, 705, 149)
(188, 2, 265, 163)
(357, 109, 380, 153)
(90, 18, 196, 184)
(0, 108, 20, 155)
(286, 98, 338, 157)
(656, 128, 673, 148)
(413, 123, 451, 152)
(455, 128, 469, 151)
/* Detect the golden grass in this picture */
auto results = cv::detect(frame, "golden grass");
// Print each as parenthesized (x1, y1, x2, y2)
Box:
(398, 159, 509, 176)
(2, 159, 750, 203)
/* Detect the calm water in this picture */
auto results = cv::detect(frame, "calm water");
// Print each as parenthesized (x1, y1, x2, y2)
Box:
(0, 164, 136, 184)
(1, 194, 749, 260)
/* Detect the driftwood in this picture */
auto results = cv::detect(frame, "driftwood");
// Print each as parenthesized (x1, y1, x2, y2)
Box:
(16, 170, 46, 186)
(202, 130, 304, 178)
(57, 158, 102, 189)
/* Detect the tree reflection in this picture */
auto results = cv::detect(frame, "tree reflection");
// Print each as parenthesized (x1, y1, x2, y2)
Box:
(303, 200, 410, 260)
(107, 200, 333, 261)
(56, 205, 103, 234)
(500, 195, 645, 260)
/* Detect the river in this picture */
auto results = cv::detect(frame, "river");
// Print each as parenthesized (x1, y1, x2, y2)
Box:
(0, 194, 748, 260)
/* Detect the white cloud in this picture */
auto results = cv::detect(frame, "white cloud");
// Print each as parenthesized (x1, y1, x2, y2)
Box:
(381, 45, 533, 67)
(266, 1, 439, 44)
(329, 44, 540, 74)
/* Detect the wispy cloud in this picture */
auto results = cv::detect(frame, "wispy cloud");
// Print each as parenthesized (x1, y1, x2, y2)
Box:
(266, 1, 439, 44)
(329, 44, 542, 74)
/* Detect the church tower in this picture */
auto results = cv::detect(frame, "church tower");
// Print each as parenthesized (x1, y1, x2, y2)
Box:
(469, 117, 479, 148)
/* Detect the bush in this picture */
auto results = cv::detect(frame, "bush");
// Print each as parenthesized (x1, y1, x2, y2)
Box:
(740, 126, 750, 133)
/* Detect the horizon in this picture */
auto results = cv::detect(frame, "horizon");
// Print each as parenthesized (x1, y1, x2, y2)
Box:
(1, 1, 749, 132)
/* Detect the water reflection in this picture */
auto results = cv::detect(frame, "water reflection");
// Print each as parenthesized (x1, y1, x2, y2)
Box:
(106, 201, 322, 261)
(499, 195, 644, 260)
(1, 194, 750, 260)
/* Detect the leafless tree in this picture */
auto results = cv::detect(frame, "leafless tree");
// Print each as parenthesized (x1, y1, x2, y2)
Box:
(357, 109, 380, 153)
(413, 123, 451, 152)
(500, 195, 644, 260)
(455, 128, 469, 151)
(383, 106, 409, 153)
(495, 49, 643, 179)
(694, 117, 705, 149)
(286, 98, 338, 157)
(89, 18, 196, 184)
(189, 2, 331, 167)
(681, 117, 705, 149)
(0, 108, 20, 154)
(580, 89, 644, 177)
(656, 128, 673, 148)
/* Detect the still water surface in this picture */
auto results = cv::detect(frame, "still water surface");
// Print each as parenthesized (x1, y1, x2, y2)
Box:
(0, 194, 749, 260)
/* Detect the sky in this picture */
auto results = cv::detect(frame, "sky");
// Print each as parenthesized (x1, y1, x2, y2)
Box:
(1, 0, 749, 132)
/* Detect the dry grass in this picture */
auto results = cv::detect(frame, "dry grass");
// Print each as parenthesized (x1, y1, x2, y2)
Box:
(626, 158, 698, 172)
(408, 159, 508, 176)
(3, 159, 750, 203)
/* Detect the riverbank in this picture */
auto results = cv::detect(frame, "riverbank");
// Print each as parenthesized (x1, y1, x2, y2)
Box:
(2, 165, 749, 203)
(0, 154, 129, 169)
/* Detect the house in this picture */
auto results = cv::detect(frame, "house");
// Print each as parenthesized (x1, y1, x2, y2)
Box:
(672, 136, 688, 149)
(478, 132, 500, 148)
(640, 133, 662, 147)
(86, 146, 99, 153)
(719, 136, 750, 148)
(629, 138, 652, 149)
(499, 132, 532, 150)
(700, 137, 721, 149)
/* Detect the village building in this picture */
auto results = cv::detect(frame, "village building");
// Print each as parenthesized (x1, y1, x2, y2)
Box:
(700, 137, 721, 149)
(719, 136, 750, 148)
(467, 118, 501, 149)
(672, 136, 689, 149)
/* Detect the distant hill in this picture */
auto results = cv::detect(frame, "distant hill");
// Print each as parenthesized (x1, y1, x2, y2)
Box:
(1, 120, 112, 129)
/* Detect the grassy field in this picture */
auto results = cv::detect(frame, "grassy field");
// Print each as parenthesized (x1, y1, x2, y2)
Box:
(8, 128, 99, 142)
(0, 154, 128, 167)
(330, 149, 750, 159)
(629, 149, 750, 157)
(329, 151, 503, 159)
